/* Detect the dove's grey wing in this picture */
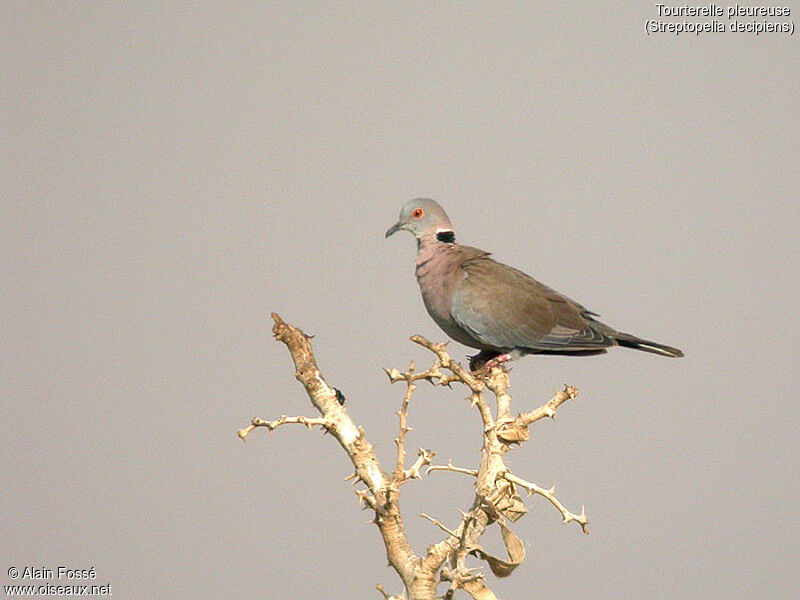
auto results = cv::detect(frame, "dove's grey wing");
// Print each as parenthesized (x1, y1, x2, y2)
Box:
(450, 256, 616, 353)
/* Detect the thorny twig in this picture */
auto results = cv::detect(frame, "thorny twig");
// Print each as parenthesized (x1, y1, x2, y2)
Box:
(237, 415, 330, 440)
(239, 317, 585, 600)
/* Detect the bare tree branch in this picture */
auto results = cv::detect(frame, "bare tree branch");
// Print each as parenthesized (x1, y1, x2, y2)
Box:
(502, 471, 589, 534)
(394, 380, 416, 483)
(376, 583, 405, 600)
(494, 385, 579, 444)
(263, 314, 421, 592)
(427, 461, 478, 478)
(240, 316, 587, 599)
(516, 385, 579, 427)
(237, 415, 330, 440)
(420, 512, 462, 541)
(403, 448, 435, 483)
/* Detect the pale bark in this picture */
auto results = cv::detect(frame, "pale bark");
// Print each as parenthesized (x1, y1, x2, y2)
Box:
(239, 314, 587, 599)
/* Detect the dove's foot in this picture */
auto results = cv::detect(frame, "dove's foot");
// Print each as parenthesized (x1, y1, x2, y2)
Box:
(469, 350, 512, 375)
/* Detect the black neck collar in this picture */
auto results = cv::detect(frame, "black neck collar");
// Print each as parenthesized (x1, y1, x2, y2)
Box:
(436, 230, 455, 244)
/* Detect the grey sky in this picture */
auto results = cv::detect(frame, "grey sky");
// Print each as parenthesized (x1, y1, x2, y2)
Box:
(3, 3, 799, 599)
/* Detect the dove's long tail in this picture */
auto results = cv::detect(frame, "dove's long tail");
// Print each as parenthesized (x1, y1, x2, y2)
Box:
(614, 333, 684, 358)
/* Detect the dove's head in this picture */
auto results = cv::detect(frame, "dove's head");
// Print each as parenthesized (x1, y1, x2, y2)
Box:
(385, 198, 455, 242)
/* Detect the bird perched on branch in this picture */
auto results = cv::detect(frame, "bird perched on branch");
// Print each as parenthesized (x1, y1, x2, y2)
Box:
(386, 198, 683, 370)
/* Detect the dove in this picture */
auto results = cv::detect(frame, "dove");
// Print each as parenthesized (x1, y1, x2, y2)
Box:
(385, 198, 683, 370)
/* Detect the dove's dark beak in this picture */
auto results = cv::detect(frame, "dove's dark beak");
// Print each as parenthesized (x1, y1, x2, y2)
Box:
(385, 221, 403, 238)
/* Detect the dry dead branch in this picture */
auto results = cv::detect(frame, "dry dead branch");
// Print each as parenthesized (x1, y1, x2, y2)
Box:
(239, 314, 587, 599)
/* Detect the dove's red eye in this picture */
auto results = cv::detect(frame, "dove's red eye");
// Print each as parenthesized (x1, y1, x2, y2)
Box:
(412, 208, 424, 218)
